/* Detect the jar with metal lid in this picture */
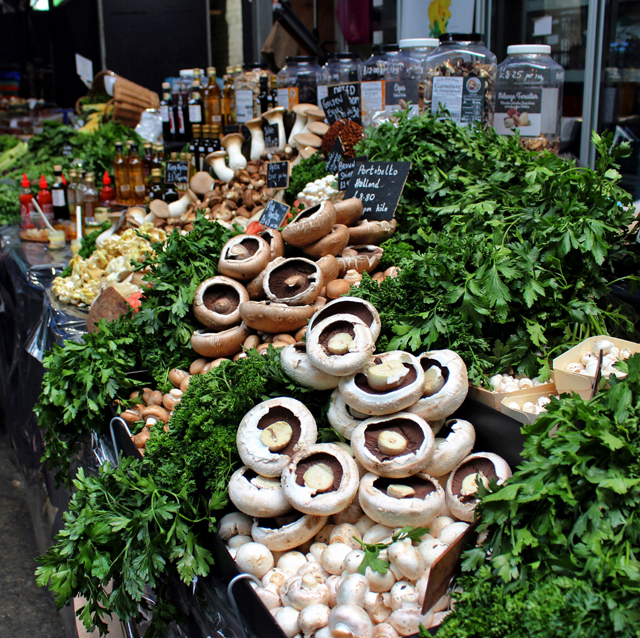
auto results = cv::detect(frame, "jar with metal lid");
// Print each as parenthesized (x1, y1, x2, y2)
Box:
(399, 38, 439, 113)
(234, 63, 272, 123)
(425, 33, 497, 127)
(385, 43, 423, 116)
(361, 44, 395, 125)
(496, 44, 564, 153)
(276, 56, 323, 111)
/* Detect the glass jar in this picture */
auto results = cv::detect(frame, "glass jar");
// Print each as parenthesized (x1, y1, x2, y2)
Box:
(318, 53, 362, 101)
(399, 38, 439, 112)
(425, 33, 497, 127)
(276, 56, 323, 111)
(234, 63, 272, 123)
(361, 44, 395, 125)
(496, 44, 564, 153)
(385, 43, 424, 116)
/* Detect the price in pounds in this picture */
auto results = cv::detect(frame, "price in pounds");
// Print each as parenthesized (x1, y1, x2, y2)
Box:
(353, 191, 376, 202)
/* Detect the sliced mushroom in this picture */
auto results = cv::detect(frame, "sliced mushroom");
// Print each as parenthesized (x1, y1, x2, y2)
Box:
(281, 443, 360, 516)
(239, 300, 317, 333)
(327, 388, 365, 440)
(237, 397, 318, 477)
(307, 297, 381, 342)
(339, 351, 425, 416)
(191, 323, 251, 358)
(229, 466, 293, 518)
(280, 343, 341, 390)
(192, 276, 249, 330)
(252, 512, 328, 552)
(281, 200, 337, 248)
(348, 219, 397, 245)
(306, 314, 375, 377)
(264, 258, 324, 306)
(334, 198, 364, 227)
(423, 419, 475, 478)
(446, 452, 512, 522)
(303, 225, 350, 258)
(351, 412, 435, 478)
(358, 472, 445, 528)
(218, 234, 271, 281)
(337, 245, 384, 276)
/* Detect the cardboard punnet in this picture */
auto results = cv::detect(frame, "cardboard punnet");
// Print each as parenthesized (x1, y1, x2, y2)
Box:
(469, 379, 556, 412)
(501, 387, 559, 425)
(553, 335, 639, 400)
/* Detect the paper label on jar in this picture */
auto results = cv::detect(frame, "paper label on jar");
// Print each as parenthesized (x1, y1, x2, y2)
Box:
(235, 89, 254, 122)
(135, 184, 146, 194)
(317, 84, 329, 104)
(277, 88, 289, 109)
(286, 87, 299, 111)
(385, 80, 420, 116)
(52, 189, 66, 207)
(189, 104, 202, 122)
(495, 87, 542, 137)
(160, 105, 169, 122)
(361, 80, 384, 119)
(431, 76, 485, 125)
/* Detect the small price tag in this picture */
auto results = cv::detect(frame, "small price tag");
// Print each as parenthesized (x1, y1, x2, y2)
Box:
(325, 137, 345, 175)
(267, 161, 290, 190)
(164, 160, 190, 186)
(264, 123, 280, 149)
(337, 155, 366, 191)
(345, 161, 411, 221)
(260, 198, 290, 229)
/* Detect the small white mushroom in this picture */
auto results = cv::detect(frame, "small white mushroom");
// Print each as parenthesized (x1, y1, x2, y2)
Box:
(354, 515, 376, 536)
(321, 543, 353, 575)
(521, 402, 536, 414)
(336, 573, 370, 607)
(298, 604, 330, 638)
(330, 524, 362, 550)
(308, 542, 328, 563)
(388, 581, 419, 611)
(228, 534, 253, 548)
(518, 377, 533, 389)
(282, 573, 331, 610)
(343, 550, 365, 574)
(565, 362, 584, 373)
(437, 521, 469, 545)
(372, 623, 399, 638)
(363, 565, 396, 593)
(388, 608, 434, 636)
(279, 551, 309, 576)
(620, 348, 632, 360)
(263, 567, 289, 591)
(275, 606, 301, 638)
(326, 574, 343, 607)
(329, 604, 373, 638)
(218, 512, 253, 541)
(255, 586, 282, 610)
(429, 516, 454, 538)
(388, 539, 425, 581)
(235, 542, 275, 578)
(315, 525, 336, 544)
(488, 375, 503, 392)
(332, 502, 365, 526)
(417, 537, 448, 568)
(593, 339, 614, 355)
(363, 591, 392, 624)
(363, 524, 394, 545)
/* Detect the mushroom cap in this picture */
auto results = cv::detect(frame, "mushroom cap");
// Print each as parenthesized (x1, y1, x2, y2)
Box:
(264, 257, 324, 306)
(308, 121, 330, 137)
(280, 343, 341, 390)
(407, 350, 469, 422)
(334, 199, 364, 226)
(281, 443, 360, 516)
(308, 296, 381, 342)
(282, 200, 337, 248)
(246, 257, 283, 301)
(261, 228, 285, 260)
(337, 245, 384, 276)
(358, 472, 446, 528)
(351, 412, 435, 478)
(140, 405, 170, 424)
(205, 150, 228, 165)
(221, 132, 246, 147)
(149, 199, 170, 219)
(190, 171, 215, 196)
(306, 313, 375, 377)
(303, 225, 350, 258)
(299, 147, 318, 160)
(348, 219, 397, 245)
(263, 106, 286, 120)
(193, 276, 249, 330)
(294, 133, 323, 149)
(316, 255, 340, 284)
(245, 116, 264, 130)
(229, 466, 293, 518)
(218, 234, 272, 281)
(252, 513, 328, 552)
(304, 106, 326, 120)
(327, 388, 364, 440)
(239, 300, 317, 333)
(292, 103, 315, 116)
(339, 351, 425, 416)
(423, 419, 476, 478)
(191, 323, 251, 359)
(445, 452, 512, 522)
(236, 396, 318, 477)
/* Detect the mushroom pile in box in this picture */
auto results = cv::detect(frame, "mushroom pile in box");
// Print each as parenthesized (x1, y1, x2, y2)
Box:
(218, 296, 512, 638)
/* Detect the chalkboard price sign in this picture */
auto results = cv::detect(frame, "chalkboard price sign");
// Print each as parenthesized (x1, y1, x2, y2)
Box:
(321, 92, 351, 126)
(328, 83, 361, 124)
(325, 137, 345, 175)
(164, 160, 190, 186)
(260, 198, 291, 229)
(264, 123, 280, 149)
(345, 161, 411, 221)
(338, 155, 366, 191)
(267, 161, 290, 190)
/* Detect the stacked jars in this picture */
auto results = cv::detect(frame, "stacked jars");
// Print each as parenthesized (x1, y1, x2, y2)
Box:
(399, 38, 439, 112)
(318, 53, 362, 102)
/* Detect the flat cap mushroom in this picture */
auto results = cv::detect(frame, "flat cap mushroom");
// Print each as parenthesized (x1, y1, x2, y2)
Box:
(294, 133, 323, 149)
(407, 350, 469, 422)
(308, 296, 381, 342)
(423, 419, 475, 478)
(264, 257, 324, 306)
(306, 314, 375, 377)
(149, 198, 171, 219)
(261, 228, 285, 260)
(358, 472, 445, 528)
(239, 300, 317, 333)
(308, 121, 330, 137)
(446, 452, 512, 522)
(327, 388, 366, 440)
(193, 276, 249, 330)
(334, 199, 364, 227)
(229, 466, 293, 518)
(190, 171, 216, 196)
(280, 343, 341, 390)
(281, 443, 360, 516)
(304, 105, 326, 122)
(289, 103, 314, 148)
(337, 245, 384, 276)
(191, 323, 251, 358)
(218, 234, 272, 281)
(348, 219, 397, 245)
(221, 133, 247, 170)
(303, 225, 350, 258)
(316, 255, 340, 284)
(237, 397, 318, 477)
(246, 257, 285, 301)
(282, 201, 337, 248)
(339, 351, 425, 416)
(351, 412, 435, 478)
(252, 512, 328, 552)
(299, 147, 318, 160)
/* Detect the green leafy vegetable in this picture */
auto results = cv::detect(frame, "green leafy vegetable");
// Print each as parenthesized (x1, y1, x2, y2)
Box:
(285, 153, 328, 205)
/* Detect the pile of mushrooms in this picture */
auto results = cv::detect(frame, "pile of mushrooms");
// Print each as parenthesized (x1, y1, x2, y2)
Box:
(218, 297, 512, 637)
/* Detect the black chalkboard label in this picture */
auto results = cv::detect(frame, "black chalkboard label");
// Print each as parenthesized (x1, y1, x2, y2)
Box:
(164, 160, 190, 186)
(260, 199, 290, 229)
(267, 161, 290, 189)
(345, 161, 411, 221)
(325, 137, 345, 175)
(321, 92, 351, 126)
(264, 123, 280, 149)
(338, 154, 366, 191)
(328, 83, 361, 124)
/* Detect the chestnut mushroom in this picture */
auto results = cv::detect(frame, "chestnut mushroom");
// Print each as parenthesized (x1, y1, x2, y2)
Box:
(229, 466, 293, 518)
(246, 257, 285, 301)
(252, 512, 328, 552)
(303, 225, 350, 258)
(280, 343, 341, 390)
(348, 219, 397, 245)
(407, 350, 469, 422)
(316, 255, 340, 284)
(339, 351, 425, 416)
(334, 198, 364, 227)
(445, 452, 512, 522)
(191, 323, 251, 358)
(306, 314, 375, 377)
(423, 419, 476, 478)
(189, 171, 215, 196)
(281, 443, 360, 516)
(327, 388, 366, 440)
(264, 258, 324, 306)
(236, 397, 318, 477)
(308, 296, 381, 342)
(351, 412, 435, 478)
(239, 300, 317, 333)
(218, 234, 272, 281)
(192, 276, 249, 330)
(337, 245, 384, 276)
(358, 472, 445, 528)
(281, 200, 337, 248)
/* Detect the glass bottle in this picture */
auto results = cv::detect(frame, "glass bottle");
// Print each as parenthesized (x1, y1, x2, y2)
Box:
(222, 66, 237, 128)
(51, 165, 69, 222)
(160, 81, 175, 141)
(187, 80, 203, 140)
(82, 173, 99, 224)
(361, 45, 387, 125)
(100, 172, 116, 208)
(190, 123, 201, 171)
(163, 181, 179, 203)
(152, 144, 164, 172)
(128, 144, 147, 205)
(197, 126, 208, 171)
(204, 66, 223, 137)
(149, 168, 164, 200)
(19, 173, 35, 230)
(113, 143, 132, 204)
(143, 142, 154, 187)
(258, 75, 270, 115)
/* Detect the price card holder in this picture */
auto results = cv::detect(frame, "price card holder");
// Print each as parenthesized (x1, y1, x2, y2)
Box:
(328, 83, 361, 124)
(345, 161, 411, 221)
(164, 160, 190, 186)
(267, 161, 290, 190)
(264, 123, 280, 150)
(325, 137, 345, 175)
(260, 199, 290, 229)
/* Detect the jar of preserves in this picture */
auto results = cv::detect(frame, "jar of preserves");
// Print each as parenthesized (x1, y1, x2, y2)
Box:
(495, 44, 564, 153)
(425, 33, 497, 127)
(277, 56, 323, 111)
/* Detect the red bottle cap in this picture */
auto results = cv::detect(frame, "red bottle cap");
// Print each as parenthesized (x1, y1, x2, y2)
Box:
(62, 174, 67, 185)
(21, 173, 30, 187)
(39, 175, 48, 189)
(103, 172, 111, 185)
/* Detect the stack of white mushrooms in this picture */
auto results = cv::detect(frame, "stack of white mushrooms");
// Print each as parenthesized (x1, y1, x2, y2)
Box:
(219, 296, 512, 638)
(562, 338, 630, 380)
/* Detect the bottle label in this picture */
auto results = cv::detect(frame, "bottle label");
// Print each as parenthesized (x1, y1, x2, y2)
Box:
(211, 115, 222, 122)
(135, 184, 146, 194)
(361, 81, 385, 121)
(431, 76, 485, 125)
(317, 85, 329, 104)
(277, 88, 289, 110)
(189, 104, 202, 122)
(52, 189, 66, 207)
(160, 105, 170, 122)
(120, 184, 131, 193)
(235, 90, 254, 122)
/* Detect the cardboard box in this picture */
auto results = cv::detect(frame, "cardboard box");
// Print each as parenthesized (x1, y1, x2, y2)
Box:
(469, 380, 556, 412)
(553, 335, 639, 400)
(501, 388, 559, 425)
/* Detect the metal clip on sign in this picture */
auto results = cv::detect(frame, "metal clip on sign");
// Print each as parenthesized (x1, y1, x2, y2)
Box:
(228, 573, 263, 638)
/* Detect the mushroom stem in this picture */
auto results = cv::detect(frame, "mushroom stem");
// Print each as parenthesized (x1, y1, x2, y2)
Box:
(206, 151, 235, 183)
(246, 118, 266, 161)
(168, 189, 197, 218)
(260, 420, 293, 452)
(228, 244, 250, 260)
(222, 134, 247, 170)
(285, 274, 306, 289)
(263, 107, 287, 151)
(377, 431, 408, 456)
(327, 333, 353, 355)
(366, 360, 409, 391)
(214, 298, 232, 314)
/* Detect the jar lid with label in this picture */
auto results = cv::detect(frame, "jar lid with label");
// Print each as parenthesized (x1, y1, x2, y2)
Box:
(506, 44, 552, 55)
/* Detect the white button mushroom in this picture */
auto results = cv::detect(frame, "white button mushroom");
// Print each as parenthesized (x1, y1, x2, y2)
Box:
(593, 339, 614, 355)
(282, 573, 331, 610)
(488, 375, 503, 392)
(363, 524, 395, 545)
(429, 516, 454, 538)
(235, 542, 275, 578)
(388, 581, 419, 611)
(363, 565, 396, 593)
(308, 542, 328, 563)
(417, 537, 448, 569)
(321, 543, 353, 575)
(218, 511, 253, 541)
(336, 573, 370, 607)
(342, 550, 365, 574)
(298, 603, 331, 638)
(329, 604, 373, 638)
(326, 574, 343, 607)
(255, 586, 282, 610)
(228, 534, 253, 548)
(315, 524, 336, 544)
(278, 551, 309, 576)
(275, 606, 301, 638)
(354, 515, 376, 536)
(263, 567, 289, 592)
(388, 539, 425, 581)
(363, 591, 392, 624)
(518, 377, 533, 389)
(330, 524, 362, 550)
(372, 623, 399, 638)
(437, 521, 469, 545)
(388, 608, 434, 637)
